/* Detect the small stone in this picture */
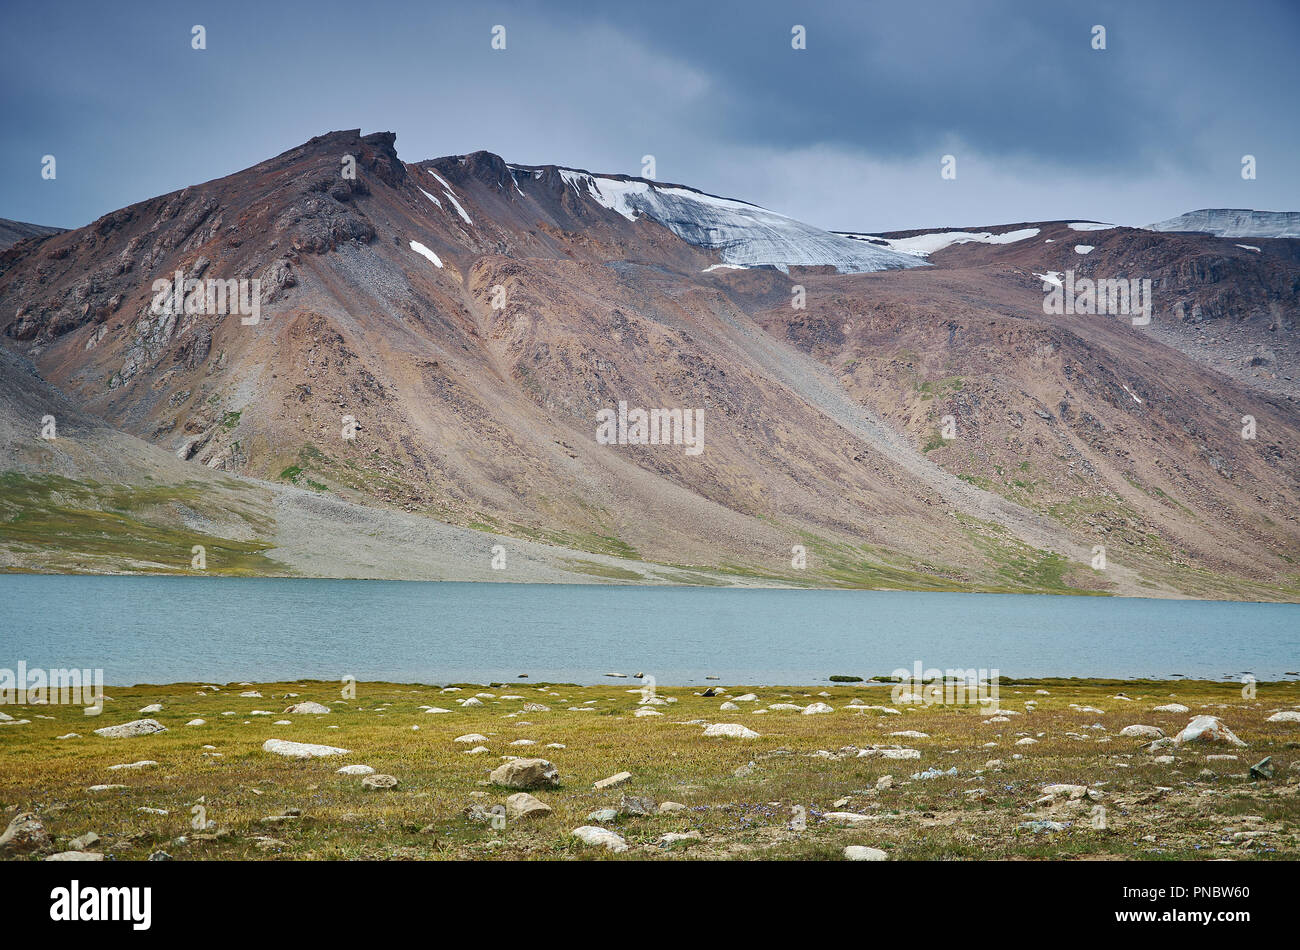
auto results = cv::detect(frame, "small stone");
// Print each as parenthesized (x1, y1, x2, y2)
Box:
(703, 723, 760, 739)
(594, 771, 633, 790)
(0, 812, 50, 854)
(620, 795, 656, 816)
(1020, 820, 1068, 833)
(68, 832, 100, 851)
(93, 719, 166, 739)
(138, 704, 163, 713)
(505, 792, 553, 820)
(261, 739, 349, 759)
(844, 845, 889, 861)
(658, 801, 687, 814)
(45, 851, 104, 861)
(489, 758, 560, 789)
(1174, 716, 1246, 747)
(571, 826, 628, 852)
(1120, 724, 1165, 739)
(658, 831, 702, 846)
(283, 701, 331, 714)
(587, 808, 619, 822)
(337, 764, 375, 775)
(1249, 756, 1274, 780)
(361, 774, 399, 789)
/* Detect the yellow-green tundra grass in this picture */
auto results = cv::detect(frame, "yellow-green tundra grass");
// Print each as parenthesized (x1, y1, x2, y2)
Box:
(2, 678, 1298, 860)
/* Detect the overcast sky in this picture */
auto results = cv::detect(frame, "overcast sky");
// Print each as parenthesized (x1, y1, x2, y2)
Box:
(3, 0, 1297, 232)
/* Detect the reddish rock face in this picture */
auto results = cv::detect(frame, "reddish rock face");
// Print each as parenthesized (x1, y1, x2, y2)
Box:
(1, 129, 1298, 596)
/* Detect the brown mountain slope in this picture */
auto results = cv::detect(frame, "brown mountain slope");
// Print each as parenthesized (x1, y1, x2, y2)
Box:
(0, 218, 63, 253)
(1, 130, 1297, 598)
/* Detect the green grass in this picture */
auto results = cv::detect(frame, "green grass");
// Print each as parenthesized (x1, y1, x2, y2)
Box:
(0, 473, 286, 575)
(1, 677, 1295, 861)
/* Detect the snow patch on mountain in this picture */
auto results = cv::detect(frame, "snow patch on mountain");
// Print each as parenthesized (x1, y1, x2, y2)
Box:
(556, 170, 924, 274)
(1067, 222, 1116, 232)
(840, 228, 1039, 258)
(409, 240, 443, 267)
(1147, 209, 1300, 239)
(426, 170, 473, 225)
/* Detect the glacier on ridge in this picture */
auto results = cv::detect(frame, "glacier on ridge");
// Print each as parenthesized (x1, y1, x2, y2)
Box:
(553, 169, 926, 274)
(1147, 209, 1300, 239)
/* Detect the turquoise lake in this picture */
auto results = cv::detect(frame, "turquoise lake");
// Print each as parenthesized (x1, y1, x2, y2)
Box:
(1, 575, 1296, 685)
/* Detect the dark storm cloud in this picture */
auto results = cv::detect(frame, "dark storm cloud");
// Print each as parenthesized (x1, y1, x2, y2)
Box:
(1, 0, 1296, 232)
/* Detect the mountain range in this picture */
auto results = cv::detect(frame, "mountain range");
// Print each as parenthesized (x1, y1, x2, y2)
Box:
(1, 129, 1297, 600)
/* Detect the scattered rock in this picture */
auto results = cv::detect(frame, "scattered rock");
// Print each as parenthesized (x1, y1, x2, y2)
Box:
(68, 832, 100, 851)
(802, 702, 834, 715)
(1249, 756, 1274, 780)
(361, 774, 399, 789)
(283, 702, 331, 714)
(489, 758, 560, 789)
(571, 825, 628, 852)
(823, 812, 873, 824)
(594, 771, 633, 790)
(1174, 716, 1246, 747)
(506, 792, 553, 820)
(620, 795, 656, 816)
(107, 760, 156, 771)
(658, 831, 702, 846)
(138, 704, 163, 713)
(0, 812, 50, 854)
(45, 851, 104, 861)
(1153, 703, 1189, 713)
(844, 845, 889, 861)
(1020, 820, 1068, 833)
(658, 801, 687, 814)
(703, 723, 759, 739)
(93, 719, 166, 739)
(1120, 724, 1165, 739)
(1266, 711, 1300, 723)
(261, 739, 349, 759)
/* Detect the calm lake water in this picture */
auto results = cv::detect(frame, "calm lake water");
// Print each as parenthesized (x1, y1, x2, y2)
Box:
(1, 575, 1297, 685)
